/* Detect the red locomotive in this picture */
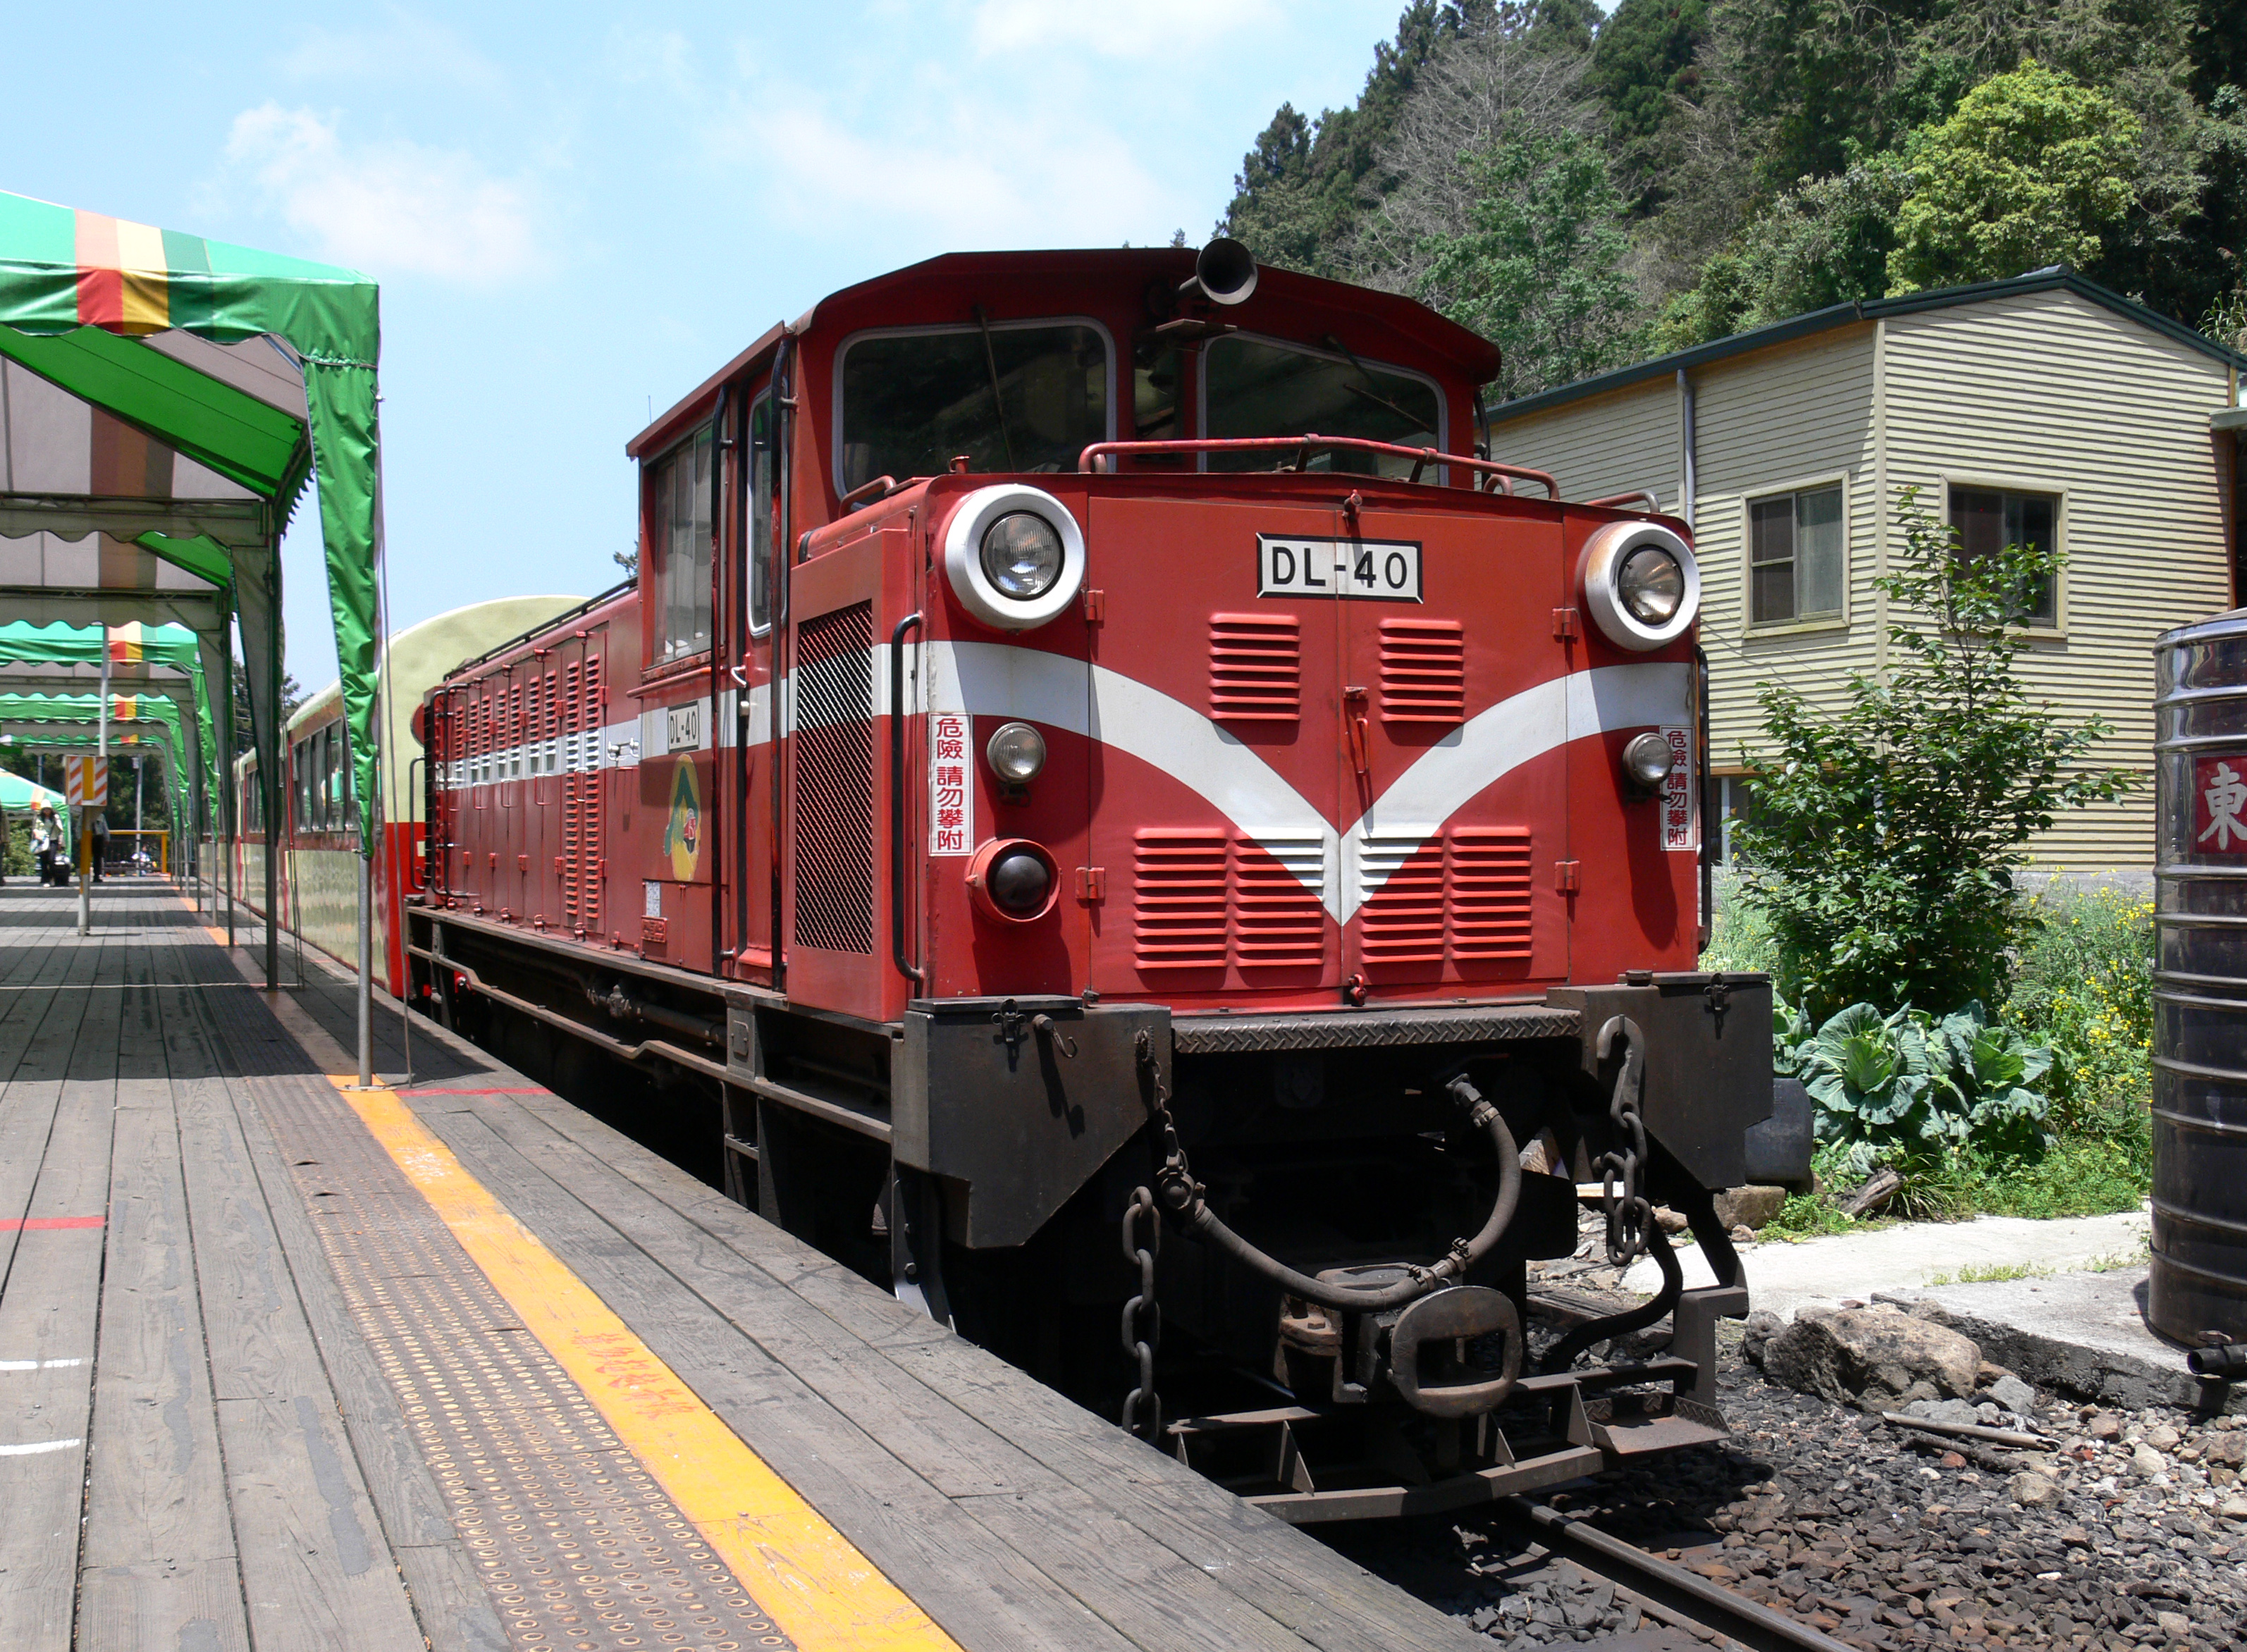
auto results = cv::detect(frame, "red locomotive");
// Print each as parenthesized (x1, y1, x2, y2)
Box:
(409, 242, 1773, 1520)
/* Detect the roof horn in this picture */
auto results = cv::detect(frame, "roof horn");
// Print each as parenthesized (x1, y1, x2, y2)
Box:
(1181, 238, 1258, 307)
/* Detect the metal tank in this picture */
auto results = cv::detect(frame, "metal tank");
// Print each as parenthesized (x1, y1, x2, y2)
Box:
(2151, 609, 2247, 1350)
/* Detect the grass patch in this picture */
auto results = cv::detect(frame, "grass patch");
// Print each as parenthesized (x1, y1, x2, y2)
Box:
(1760, 1192, 1865, 1241)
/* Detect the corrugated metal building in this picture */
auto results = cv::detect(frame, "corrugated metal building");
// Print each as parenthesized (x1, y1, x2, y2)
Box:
(1485, 270, 2247, 874)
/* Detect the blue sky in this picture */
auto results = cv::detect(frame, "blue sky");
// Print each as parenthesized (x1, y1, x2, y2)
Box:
(10, 1, 1407, 689)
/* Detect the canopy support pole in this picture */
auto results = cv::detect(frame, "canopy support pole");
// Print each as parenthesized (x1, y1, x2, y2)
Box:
(357, 851, 373, 1087)
(221, 677, 234, 951)
(80, 633, 107, 936)
(264, 597, 278, 993)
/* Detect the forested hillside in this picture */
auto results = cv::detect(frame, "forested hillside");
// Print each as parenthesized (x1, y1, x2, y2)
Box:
(1219, 0, 2244, 400)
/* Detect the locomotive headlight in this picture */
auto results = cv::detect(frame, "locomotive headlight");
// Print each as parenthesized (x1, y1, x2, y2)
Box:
(942, 484, 1087, 631)
(985, 720, 1047, 783)
(1623, 731, 1676, 791)
(980, 513, 1064, 600)
(1578, 520, 1699, 652)
(1618, 547, 1685, 624)
(987, 847, 1052, 913)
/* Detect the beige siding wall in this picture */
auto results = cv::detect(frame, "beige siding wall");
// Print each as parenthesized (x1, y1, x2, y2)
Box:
(1486, 379, 1678, 513)
(1882, 289, 2234, 871)
(1689, 326, 1880, 762)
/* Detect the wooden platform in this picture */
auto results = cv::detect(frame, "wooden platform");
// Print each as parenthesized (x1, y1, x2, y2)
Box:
(0, 881, 1484, 1652)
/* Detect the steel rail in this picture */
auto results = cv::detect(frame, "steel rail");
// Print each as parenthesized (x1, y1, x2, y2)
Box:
(1494, 1498, 1858, 1652)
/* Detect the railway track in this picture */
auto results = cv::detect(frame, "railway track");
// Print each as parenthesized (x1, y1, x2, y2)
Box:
(1488, 1498, 1858, 1652)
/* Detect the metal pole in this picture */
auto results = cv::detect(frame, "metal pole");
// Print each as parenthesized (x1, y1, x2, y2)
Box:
(265, 588, 278, 992)
(222, 678, 235, 951)
(135, 753, 143, 878)
(357, 848, 374, 1086)
(80, 631, 108, 935)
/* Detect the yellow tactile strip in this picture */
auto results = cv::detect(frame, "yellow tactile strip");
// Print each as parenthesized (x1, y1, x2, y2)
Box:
(333, 1079, 964, 1652)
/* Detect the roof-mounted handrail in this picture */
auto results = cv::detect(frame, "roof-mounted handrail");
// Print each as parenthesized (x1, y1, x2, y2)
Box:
(1077, 435, 1558, 499)
(1584, 490, 1662, 513)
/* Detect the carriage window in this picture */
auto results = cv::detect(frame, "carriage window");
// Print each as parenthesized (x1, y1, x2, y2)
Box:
(839, 323, 1109, 493)
(649, 428, 713, 665)
(749, 394, 773, 634)
(1203, 336, 1441, 476)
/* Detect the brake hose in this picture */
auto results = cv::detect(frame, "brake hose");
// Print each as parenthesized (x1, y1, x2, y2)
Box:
(1160, 1072, 1522, 1314)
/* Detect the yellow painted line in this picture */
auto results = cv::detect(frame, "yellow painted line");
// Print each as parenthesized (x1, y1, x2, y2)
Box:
(329, 1075, 964, 1652)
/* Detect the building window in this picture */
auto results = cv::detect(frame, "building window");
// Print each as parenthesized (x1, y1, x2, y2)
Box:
(649, 428, 713, 666)
(1947, 486, 2058, 625)
(1748, 483, 1846, 625)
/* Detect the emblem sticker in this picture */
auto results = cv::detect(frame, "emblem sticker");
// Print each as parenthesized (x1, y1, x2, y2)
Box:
(663, 757, 702, 880)
(1257, 536, 1422, 603)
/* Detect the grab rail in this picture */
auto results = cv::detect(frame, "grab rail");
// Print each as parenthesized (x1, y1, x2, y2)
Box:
(1078, 435, 1558, 498)
(889, 612, 925, 988)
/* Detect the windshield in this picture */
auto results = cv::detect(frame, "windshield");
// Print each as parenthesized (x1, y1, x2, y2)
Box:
(839, 322, 1109, 492)
(1203, 336, 1442, 477)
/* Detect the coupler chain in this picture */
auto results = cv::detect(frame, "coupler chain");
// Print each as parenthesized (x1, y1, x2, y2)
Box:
(1120, 1186, 1162, 1440)
(1596, 1015, 1654, 1268)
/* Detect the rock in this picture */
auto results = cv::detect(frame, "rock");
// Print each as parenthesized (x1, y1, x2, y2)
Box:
(1939, 1450, 1966, 1468)
(1984, 1371, 2037, 1414)
(2060, 1526, 2094, 1548)
(1651, 1205, 1689, 1235)
(1741, 1310, 1783, 1365)
(2204, 1432, 2247, 1469)
(2011, 1472, 2063, 1508)
(1904, 1298, 1957, 1326)
(1713, 1185, 1788, 1231)
(1728, 1223, 1756, 1243)
(2221, 1494, 2247, 1523)
(1762, 1305, 1982, 1410)
(2146, 1424, 2181, 1452)
(2156, 1610, 2192, 1637)
(2132, 1443, 2167, 1479)
(2089, 1413, 2124, 1441)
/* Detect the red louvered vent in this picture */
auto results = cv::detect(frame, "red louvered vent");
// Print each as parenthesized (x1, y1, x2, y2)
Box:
(1231, 832, 1325, 970)
(1449, 827, 1534, 963)
(1358, 830, 1446, 965)
(1379, 618, 1465, 725)
(792, 603, 876, 954)
(1133, 830, 1228, 970)
(1209, 613, 1300, 721)
(577, 655, 603, 933)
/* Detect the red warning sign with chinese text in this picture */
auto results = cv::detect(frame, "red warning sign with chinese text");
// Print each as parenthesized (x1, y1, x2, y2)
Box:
(2194, 755, 2247, 853)
(1659, 725, 1696, 853)
(928, 713, 974, 856)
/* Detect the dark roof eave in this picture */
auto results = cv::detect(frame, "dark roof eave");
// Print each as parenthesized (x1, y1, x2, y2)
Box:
(1486, 270, 2247, 426)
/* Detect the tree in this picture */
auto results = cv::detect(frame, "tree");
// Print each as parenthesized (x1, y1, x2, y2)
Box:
(1734, 491, 2137, 1021)
(1414, 125, 1647, 397)
(230, 658, 305, 751)
(1886, 61, 2138, 291)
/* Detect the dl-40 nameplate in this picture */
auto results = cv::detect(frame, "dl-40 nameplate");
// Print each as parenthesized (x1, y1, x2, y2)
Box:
(1257, 536, 1422, 603)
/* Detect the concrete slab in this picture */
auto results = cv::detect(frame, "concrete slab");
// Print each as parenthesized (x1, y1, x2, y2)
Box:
(1621, 1205, 2151, 1320)
(1879, 1271, 2246, 1417)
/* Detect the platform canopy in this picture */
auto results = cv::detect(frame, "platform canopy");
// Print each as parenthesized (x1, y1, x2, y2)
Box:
(0, 190, 383, 855)
(0, 691, 188, 823)
(0, 619, 214, 799)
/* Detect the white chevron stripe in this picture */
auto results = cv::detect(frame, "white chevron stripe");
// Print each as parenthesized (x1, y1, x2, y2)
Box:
(928, 641, 1688, 924)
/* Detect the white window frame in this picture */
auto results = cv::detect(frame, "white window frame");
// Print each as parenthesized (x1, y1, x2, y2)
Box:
(1194, 331, 1448, 474)
(1741, 471, 1852, 636)
(830, 315, 1118, 499)
(1940, 471, 2067, 635)
(646, 425, 715, 670)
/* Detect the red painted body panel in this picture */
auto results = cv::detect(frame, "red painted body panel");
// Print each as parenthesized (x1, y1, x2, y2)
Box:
(421, 250, 1705, 1023)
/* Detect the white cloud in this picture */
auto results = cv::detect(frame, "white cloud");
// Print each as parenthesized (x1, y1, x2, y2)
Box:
(276, 11, 505, 95)
(222, 104, 537, 285)
(971, 0, 1283, 58)
(730, 95, 1181, 249)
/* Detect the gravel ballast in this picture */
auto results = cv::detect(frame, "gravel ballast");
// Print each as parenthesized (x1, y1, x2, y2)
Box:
(1325, 1344, 2247, 1650)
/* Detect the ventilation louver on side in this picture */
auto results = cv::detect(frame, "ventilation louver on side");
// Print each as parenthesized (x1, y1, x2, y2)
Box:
(1357, 826, 1535, 969)
(1379, 618, 1465, 725)
(1133, 830, 1229, 970)
(792, 603, 875, 955)
(1209, 614, 1300, 722)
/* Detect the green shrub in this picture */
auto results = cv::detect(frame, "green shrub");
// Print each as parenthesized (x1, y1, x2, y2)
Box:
(2005, 883, 2153, 1122)
(1701, 873, 1780, 974)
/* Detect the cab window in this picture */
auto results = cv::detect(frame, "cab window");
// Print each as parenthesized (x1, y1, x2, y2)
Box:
(1203, 336, 1442, 476)
(838, 322, 1109, 493)
(648, 428, 713, 665)
(749, 394, 773, 634)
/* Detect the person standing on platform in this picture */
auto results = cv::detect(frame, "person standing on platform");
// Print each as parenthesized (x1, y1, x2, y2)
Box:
(90, 810, 109, 883)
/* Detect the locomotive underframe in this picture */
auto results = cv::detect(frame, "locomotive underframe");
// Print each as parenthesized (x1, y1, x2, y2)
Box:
(406, 902, 1769, 1520)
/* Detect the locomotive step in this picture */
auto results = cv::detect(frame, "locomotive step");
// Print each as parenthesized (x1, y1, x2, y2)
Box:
(1, 881, 1484, 1652)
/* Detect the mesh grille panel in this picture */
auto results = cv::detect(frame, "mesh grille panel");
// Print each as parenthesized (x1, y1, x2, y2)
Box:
(792, 603, 875, 954)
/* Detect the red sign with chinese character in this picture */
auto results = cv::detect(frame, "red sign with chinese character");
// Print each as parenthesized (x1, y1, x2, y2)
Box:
(2194, 755, 2247, 854)
(929, 713, 974, 856)
(1659, 725, 1695, 853)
